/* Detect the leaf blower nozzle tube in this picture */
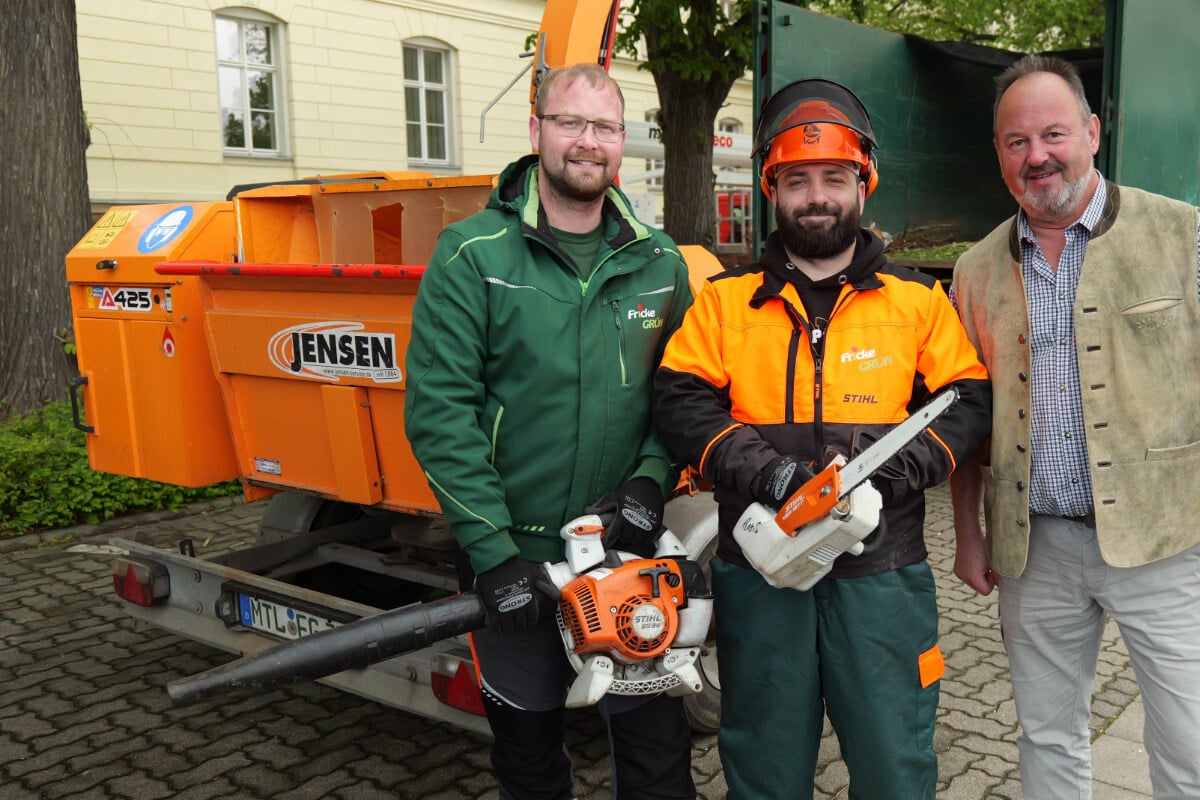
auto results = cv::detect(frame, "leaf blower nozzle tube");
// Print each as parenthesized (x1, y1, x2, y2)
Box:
(166, 592, 487, 707)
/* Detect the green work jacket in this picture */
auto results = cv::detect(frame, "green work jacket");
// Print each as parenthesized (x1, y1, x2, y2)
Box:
(404, 155, 692, 574)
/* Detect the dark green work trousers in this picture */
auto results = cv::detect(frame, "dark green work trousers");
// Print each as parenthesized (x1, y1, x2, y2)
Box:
(712, 558, 942, 799)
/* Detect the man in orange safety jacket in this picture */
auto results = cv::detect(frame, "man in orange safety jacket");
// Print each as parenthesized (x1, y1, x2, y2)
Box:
(651, 78, 992, 799)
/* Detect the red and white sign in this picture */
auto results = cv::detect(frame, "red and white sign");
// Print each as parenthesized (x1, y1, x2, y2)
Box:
(93, 286, 154, 312)
(621, 120, 752, 170)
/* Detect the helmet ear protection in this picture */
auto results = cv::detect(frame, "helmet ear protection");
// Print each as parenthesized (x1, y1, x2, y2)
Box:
(755, 79, 880, 199)
(863, 153, 879, 198)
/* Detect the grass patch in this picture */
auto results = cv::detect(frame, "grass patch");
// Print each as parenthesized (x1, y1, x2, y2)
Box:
(0, 401, 242, 538)
(889, 242, 974, 262)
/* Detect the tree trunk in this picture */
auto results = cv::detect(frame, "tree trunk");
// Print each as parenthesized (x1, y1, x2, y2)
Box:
(636, 2, 746, 249)
(0, 0, 91, 418)
(654, 71, 727, 247)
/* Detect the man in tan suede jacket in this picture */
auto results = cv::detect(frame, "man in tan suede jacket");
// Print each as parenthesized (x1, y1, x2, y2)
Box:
(950, 54, 1200, 800)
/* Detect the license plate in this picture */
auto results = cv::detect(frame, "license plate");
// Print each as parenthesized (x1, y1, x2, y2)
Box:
(238, 593, 342, 640)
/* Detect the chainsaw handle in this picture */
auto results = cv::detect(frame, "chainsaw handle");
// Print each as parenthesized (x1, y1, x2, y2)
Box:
(773, 463, 842, 534)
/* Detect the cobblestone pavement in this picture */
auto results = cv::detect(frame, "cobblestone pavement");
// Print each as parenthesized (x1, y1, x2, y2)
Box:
(0, 485, 1141, 799)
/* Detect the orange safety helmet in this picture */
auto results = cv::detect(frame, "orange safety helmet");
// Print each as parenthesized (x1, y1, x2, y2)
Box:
(755, 78, 880, 199)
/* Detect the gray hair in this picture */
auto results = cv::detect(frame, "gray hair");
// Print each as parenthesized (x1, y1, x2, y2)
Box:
(993, 54, 1092, 130)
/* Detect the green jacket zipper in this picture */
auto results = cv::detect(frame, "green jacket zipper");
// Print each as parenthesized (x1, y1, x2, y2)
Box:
(610, 300, 629, 386)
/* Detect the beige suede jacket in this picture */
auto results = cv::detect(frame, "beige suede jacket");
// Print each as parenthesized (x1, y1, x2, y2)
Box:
(953, 183, 1200, 576)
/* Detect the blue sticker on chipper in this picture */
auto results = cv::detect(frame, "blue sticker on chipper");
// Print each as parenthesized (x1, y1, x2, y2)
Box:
(137, 205, 194, 253)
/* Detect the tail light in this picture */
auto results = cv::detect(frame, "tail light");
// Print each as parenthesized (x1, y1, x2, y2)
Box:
(112, 556, 170, 606)
(430, 652, 485, 716)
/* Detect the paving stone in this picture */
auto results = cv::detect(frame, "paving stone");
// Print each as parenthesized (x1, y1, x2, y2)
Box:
(104, 771, 175, 800)
(333, 784, 405, 800)
(32, 718, 110, 752)
(0, 484, 1149, 799)
(169, 780, 242, 800)
(345, 753, 417, 788)
(0, 712, 57, 742)
(167, 752, 252, 790)
(36, 761, 127, 795)
(125, 745, 192, 779)
(54, 698, 130, 726)
(271, 770, 358, 800)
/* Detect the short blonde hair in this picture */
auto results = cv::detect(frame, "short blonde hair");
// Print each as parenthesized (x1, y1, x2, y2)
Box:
(535, 63, 625, 118)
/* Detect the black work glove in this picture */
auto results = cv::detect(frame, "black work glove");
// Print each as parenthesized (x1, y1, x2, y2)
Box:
(585, 476, 664, 555)
(750, 455, 815, 510)
(851, 427, 909, 505)
(476, 557, 543, 634)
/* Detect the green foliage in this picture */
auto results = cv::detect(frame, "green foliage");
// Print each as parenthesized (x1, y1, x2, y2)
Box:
(616, 0, 754, 85)
(797, 0, 1105, 51)
(890, 242, 973, 261)
(0, 402, 241, 538)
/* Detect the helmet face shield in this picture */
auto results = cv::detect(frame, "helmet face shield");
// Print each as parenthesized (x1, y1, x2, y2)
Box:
(756, 79, 879, 198)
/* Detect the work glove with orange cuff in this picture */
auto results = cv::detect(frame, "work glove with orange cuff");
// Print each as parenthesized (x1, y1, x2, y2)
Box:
(476, 556, 543, 633)
(751, 455, 816, 510)
(585, 476, 664, 556)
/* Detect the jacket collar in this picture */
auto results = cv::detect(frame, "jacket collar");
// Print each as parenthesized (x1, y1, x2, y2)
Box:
(1005, 178, 1120, 261)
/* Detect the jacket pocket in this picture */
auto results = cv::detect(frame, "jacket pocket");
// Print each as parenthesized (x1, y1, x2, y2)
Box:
(1121, 295, 1183, 341)
(1145, 436, 1200, 463)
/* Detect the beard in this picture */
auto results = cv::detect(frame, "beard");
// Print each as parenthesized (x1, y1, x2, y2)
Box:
(1018, 158, 1092, 220)
(541, 155, 613, 204)
(775, 200, 861, 260)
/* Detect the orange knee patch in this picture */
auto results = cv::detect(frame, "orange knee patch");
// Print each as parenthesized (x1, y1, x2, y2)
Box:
(918, 644, 944, 688)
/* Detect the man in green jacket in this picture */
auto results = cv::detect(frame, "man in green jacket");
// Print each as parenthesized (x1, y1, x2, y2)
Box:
(404, 63, 696, 800)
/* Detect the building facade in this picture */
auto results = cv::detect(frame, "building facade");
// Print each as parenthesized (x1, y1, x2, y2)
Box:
(78, 0, 753, 232)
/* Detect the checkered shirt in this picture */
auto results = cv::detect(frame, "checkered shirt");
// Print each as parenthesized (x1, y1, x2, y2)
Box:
(1018, 175, 1200, 516)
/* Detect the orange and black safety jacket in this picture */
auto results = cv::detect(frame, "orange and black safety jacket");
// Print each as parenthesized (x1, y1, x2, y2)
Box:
(653, 231, 991, 578)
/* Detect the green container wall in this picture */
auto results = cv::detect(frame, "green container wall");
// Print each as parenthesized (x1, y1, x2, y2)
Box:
(1103, 0, 1200, 205)
(754, 0, 1199, 253)
(755, 3, 1013, 246)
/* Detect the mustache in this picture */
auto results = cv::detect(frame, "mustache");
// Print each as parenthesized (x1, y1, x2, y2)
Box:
(795, 203, 841, 218)
(566, 149, 607, 164)
(1022, 157, 1065, 178)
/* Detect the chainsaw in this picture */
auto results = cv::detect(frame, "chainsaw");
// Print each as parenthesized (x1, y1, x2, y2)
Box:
(166, 517, 713, 708)
(733, 387, 959, 591)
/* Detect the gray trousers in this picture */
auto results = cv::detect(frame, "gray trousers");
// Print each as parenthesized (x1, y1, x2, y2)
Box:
(999, 515, 1200, 800)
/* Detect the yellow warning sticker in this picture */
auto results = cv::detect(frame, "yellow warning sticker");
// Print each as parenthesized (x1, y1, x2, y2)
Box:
(77, 210, 135, 250)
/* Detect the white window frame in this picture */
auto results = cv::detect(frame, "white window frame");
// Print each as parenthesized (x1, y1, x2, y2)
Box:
(403, 39, 456, 168)
(215, 9, 288, 158)
(719, 117, 744, 135)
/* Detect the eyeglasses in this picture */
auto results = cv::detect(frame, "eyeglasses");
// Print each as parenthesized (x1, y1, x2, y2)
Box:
(537, 114, 626, 144)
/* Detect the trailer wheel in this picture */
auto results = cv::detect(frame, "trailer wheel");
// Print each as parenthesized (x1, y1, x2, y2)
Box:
(681, 533, 721, 734)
